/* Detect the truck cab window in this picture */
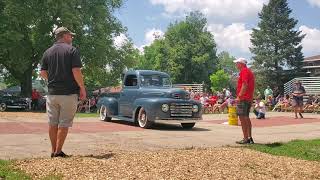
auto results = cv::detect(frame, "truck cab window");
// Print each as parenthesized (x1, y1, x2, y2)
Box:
(124, 75, 138, 86)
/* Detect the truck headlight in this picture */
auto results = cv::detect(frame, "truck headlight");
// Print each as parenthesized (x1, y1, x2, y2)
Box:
(192, 105, 199, 112)
(161, 104, 169, 112)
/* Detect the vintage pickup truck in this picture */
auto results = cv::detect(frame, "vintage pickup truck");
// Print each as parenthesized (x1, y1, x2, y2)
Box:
(96, 70, 202, 129)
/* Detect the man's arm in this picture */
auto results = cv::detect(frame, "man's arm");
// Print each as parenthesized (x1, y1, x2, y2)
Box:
(72, 68, 86, 100)
(238, 82, 248, 98)
(40, 70, 48, 80)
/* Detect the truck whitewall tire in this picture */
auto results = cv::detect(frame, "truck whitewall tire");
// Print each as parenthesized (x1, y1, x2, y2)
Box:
(138, 107, 153, 129)
(100, 105, 112, 121)
(0, 103, 6, 112)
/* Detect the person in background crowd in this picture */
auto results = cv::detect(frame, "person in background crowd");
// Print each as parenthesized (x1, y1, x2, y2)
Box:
(31, 88, 41, 111)
(225, 88, 231, 98)
(292, 80, 306, 119)
(253, 97, 266, 119)
(264, 86, 273, 101)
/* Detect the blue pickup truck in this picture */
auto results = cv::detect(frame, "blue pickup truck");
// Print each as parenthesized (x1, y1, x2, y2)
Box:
(96, 70, 202, 129)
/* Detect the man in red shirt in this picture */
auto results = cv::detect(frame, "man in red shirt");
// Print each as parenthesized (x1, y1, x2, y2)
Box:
(234, 58, 255, 144)
(31, 88, 41, 111)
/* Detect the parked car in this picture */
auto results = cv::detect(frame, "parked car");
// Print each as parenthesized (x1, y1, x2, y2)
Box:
(96, 70, 202, 129)
(0, 90, 30, 112)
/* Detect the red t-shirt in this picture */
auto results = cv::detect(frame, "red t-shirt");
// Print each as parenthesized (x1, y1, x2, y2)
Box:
(32, 91, 40, 100)
(236, 67, 255, 101)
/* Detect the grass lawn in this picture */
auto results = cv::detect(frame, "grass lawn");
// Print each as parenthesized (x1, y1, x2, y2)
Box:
(0, 159, 62, 180)
(248, 139, 320, 161)
(75, 112, 99, 118)
(0, 159, 31, 179)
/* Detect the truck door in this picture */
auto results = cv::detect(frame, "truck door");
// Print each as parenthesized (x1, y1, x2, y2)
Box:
(119, 74, 138, 117)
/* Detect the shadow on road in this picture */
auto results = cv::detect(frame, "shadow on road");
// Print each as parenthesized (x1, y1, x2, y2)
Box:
(84, 153, 115, 159)
(102, 120, 211, 131)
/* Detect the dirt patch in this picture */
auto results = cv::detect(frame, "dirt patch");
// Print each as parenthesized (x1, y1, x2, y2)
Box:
(15, 147, 320, 180)
(0, 112, 46, 122)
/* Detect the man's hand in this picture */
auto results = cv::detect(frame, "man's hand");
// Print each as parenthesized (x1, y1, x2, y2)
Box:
(79, 87, 87, 100)
(236, 97, 240, 103)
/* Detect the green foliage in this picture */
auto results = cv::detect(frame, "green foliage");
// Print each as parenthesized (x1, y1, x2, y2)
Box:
(75, 112, 99, 118)
(0, 159, 31, 179)
(250, 0, 305, 94)
(209, 69, 230, 92)
(217, 51, 237, 74)
(248, 139, 320, 162)
(0, 0, 133, 96)
(139, 11, 218, 86)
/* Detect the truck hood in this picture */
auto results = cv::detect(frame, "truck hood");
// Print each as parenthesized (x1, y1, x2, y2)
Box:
(140, 88, 190, 100)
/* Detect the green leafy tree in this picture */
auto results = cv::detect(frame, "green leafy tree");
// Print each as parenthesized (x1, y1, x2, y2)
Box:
(135, 39, 166, 70)
(217, 51, 237, 75)
(0, 0, 131, 96)
(209, 70, 230, 92)
(141, 11, 218, 86)
(250, 0, 305, 93)
(216, 51, 237, 93)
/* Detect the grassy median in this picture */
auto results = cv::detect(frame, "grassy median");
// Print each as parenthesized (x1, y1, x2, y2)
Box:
(75, 112, 99, 118)
(248, 139, 320, 161)
(0, 159, 31, 179)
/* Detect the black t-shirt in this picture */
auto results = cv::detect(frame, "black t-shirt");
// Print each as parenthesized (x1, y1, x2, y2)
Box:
(41, 42, 82, 95)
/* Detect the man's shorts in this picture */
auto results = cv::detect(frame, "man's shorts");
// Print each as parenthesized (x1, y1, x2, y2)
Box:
(237, 100, 251, 117)
(46, 94, 78, 128)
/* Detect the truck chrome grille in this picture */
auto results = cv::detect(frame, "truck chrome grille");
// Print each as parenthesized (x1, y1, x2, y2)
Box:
(170, 103, 192, 117)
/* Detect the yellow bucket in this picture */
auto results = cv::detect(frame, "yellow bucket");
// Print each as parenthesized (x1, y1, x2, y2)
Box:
(228, 106, 238, 125)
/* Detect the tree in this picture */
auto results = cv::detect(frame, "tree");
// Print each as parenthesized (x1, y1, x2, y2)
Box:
(142, 11, 218, 86)
(216, 51, 237, 93)
(209, 70, 230, 92)
(0, 0, 131, 96)
(250, 0, 305, 93)
(217, 51, 237, 76)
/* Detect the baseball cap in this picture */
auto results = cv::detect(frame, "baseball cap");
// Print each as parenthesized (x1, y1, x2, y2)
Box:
(233, 57, 247, 64)
(54, 27, 76, 36)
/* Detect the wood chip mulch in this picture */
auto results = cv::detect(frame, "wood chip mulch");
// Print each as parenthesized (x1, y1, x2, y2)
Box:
(15, 147, 320, 180)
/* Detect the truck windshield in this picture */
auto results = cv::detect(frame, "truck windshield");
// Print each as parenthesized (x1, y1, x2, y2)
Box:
(140, 74, 172, 88)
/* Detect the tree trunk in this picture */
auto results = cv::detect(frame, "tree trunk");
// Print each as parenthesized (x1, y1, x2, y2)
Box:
(20, 66, 33, 97)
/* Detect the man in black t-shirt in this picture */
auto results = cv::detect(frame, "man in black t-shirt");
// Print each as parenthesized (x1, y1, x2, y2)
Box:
(40, 27, 86, 158)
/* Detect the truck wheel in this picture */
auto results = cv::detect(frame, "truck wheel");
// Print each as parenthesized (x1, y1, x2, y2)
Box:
(100, 105, 112, 121)
(0, 103, 7, 112)
(138, 108, 153, 129)
(181, 123, 195, 129)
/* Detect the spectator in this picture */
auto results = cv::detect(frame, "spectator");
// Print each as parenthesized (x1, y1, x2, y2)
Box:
(225, 88, 231, 98)
(253, 98, 266, 119)
(31, 88, 41, 111)
(264, 86, 273, 101)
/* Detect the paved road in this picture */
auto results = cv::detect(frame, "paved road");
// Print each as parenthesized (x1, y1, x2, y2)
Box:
(0, 112, 319, 159)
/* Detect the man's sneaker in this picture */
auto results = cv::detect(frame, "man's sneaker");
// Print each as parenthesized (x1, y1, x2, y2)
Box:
(236, 139, 250, 144)
(249, 137, 255, 144)
(51, 153, 54, 158)
(54, 151, 69, 158)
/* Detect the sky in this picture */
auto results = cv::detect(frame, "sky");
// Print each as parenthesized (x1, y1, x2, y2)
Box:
(115, 0, 320, 60)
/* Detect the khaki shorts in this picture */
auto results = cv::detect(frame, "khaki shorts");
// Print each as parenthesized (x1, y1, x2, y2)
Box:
(46, 94, 78, 128)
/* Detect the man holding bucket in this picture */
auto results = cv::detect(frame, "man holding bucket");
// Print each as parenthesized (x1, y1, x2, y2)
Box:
(234, 58, 255, 144)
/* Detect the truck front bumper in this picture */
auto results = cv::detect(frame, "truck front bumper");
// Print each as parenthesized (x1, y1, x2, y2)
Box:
(154, 117, 202, 124)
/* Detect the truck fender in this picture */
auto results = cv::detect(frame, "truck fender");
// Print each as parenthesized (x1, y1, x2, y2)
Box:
(97, 97, 118, 116)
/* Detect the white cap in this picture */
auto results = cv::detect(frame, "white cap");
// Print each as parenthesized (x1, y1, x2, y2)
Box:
(233, 57, 247, 64)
